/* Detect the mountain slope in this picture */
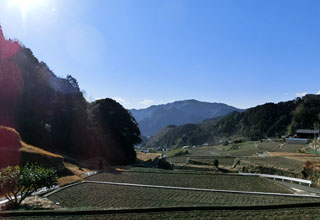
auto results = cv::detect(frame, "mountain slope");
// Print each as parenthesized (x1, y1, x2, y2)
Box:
(145, 95, 320, 147)
(130, 99, 243, 137)
(0, 26, 140, 165)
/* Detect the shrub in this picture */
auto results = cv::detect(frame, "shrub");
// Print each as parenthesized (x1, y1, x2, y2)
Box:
(166, 148, 189, 158)
(148, 148, 156, 153)
(157, 158, 173, 170)
(0, 164, 57, 209)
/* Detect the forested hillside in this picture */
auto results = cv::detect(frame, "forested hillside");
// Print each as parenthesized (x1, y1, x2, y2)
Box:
(0, 27, 140, 164)
(145, 95, 320, 148)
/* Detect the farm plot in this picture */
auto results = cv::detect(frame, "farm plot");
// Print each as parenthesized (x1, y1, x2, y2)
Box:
(166, 156, 189, 164)
(86, 172, 292, 193)
(243, 156, 304, 171)
(167, 156, 236, 166)
(276, 144, 307, 153)
(215, 142, 261, 157)
(186, 147, 220, 157)
(267, 152, 320, 164)
(256, 141, 281, 151)
(48, 183, 320, 210)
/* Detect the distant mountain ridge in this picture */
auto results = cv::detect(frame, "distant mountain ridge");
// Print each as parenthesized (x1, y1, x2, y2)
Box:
(144, 95, 320, 148)
(130, 99, 243, 137)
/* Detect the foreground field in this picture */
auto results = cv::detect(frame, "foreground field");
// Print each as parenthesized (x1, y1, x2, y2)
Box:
(48, 182, 319, 210)
(86, 171, 292, 193)
(2, 207, 320, 220)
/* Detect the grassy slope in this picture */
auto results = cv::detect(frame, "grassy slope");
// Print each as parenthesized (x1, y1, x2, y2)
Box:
(20, 142, 90, 186)
(20, 142, 63, 159)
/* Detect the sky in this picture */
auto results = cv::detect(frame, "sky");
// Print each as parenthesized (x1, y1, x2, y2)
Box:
(0, 0, 320, 109)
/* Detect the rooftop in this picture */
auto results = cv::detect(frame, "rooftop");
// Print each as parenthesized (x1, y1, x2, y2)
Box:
(296, 129, 319, 134)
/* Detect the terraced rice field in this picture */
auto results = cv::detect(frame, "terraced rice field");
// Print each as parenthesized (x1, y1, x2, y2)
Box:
(167, 156, 236, 166)
(243, 156, 304, 171)
(276, 144, 308, 153)
(48, 183, 319, 210)
(86, 172, 292, 193)
(256, 141, 281, 150)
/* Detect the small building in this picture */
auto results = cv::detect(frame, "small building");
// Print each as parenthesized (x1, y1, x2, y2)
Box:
(285, 137, 308, 144)
(296, 129, 319, 139)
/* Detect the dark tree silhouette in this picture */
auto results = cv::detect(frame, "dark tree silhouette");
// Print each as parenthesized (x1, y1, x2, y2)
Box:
(0, 26, 140, 165)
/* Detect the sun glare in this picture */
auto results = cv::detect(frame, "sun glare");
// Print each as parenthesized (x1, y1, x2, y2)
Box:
(11, 0, 44, 14)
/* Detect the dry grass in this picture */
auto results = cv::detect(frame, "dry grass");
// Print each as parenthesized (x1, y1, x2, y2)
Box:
(20, 143, 94, 187)
(0, 126, 21, 137)
(57, 162, 96, 186)
(268, 152, 318, 157)
(267, 152, 320, 164)
(136, 152, 161, 161)
(115, 167, 128, 172)
(20, 141, 63, 159)
(57, 175, 83, 187)
(64, 162, 90, 176)
(287, 157, 320, 163)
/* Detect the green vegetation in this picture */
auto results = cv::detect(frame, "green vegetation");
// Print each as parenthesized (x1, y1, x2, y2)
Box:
(166, 149, 189, 158)
(0, 164, 57, 208)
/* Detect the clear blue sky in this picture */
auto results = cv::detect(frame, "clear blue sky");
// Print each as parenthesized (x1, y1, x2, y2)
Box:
(1, 0, 320, 109)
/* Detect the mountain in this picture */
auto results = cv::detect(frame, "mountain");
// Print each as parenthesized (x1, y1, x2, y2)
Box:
(145, 95, 320, 148)
(0, 26, 140, 165)
(130, 99, 243, 137)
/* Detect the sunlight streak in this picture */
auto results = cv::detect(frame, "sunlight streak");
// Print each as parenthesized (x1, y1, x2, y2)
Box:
(11, 0, 44, 17)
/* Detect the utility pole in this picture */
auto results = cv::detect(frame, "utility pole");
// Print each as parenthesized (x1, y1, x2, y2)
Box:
(317, 124, 320, 152)
(314, 121, 320, 154)
(314, 129, 317, 152)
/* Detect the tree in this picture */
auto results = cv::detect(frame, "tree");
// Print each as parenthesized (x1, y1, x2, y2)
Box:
(213, 159, 219, 168)
(90, 98, 141, 164)
(66, 75, 80, 91)
(0, 164, 57, 209)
